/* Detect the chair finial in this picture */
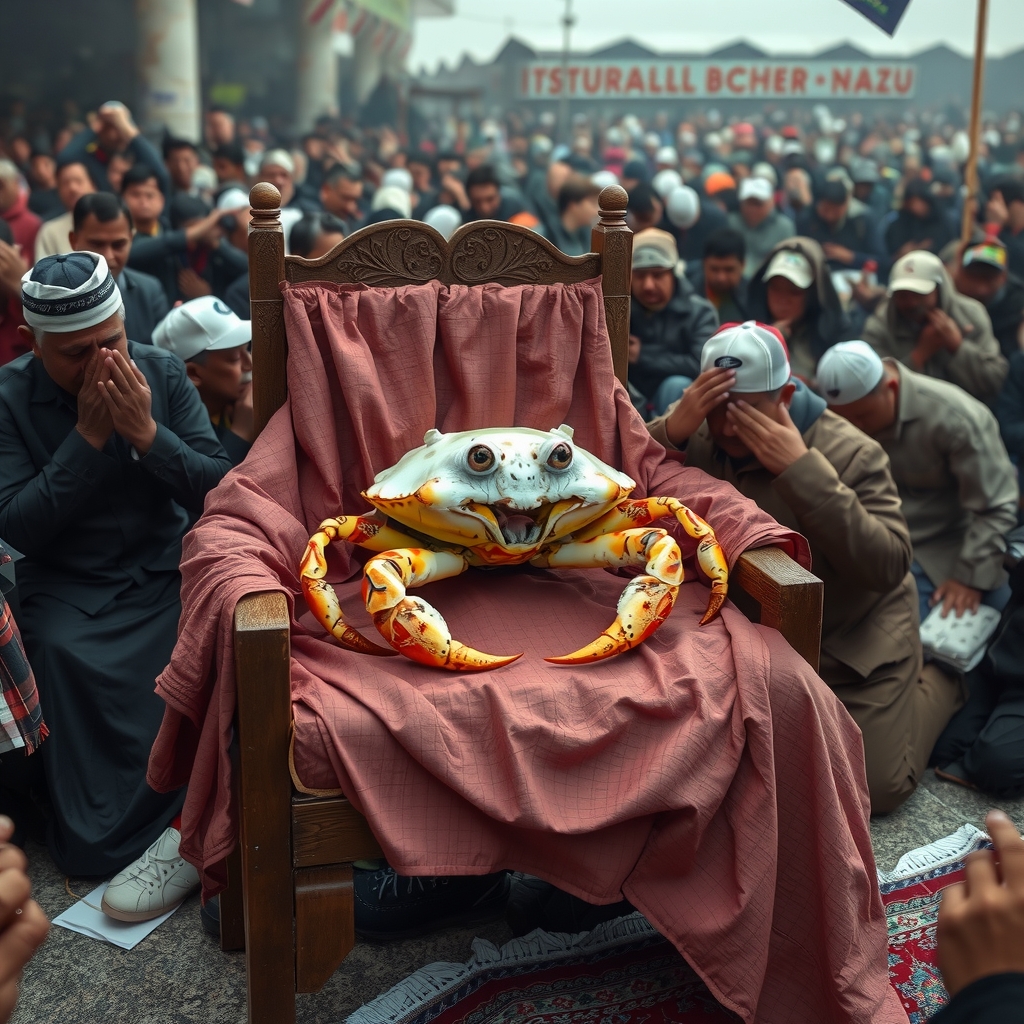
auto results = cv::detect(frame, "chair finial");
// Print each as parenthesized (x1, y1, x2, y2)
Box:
(598, 185, 628, 225)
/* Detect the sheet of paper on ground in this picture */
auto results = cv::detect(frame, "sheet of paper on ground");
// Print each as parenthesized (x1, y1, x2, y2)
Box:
(52, 881, 180, 950)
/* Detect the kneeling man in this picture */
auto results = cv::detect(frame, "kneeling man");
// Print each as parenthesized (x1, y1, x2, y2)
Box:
(648, 321, 962, 812)
(0, 252, 230, 917)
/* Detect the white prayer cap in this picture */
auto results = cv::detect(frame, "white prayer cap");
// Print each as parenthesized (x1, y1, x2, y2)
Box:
(382, 168, 414, 193)
(22, 252, 123, 334)
(216, 187, 249, 211)
(260, 149, 295, 176)
(423, 204, 462, 240)
(816, 341, 885, 406)
(655, 145, 679, 167)
(371, 185, 412, 220)
(665, 186, 700, 229)
(591, 170, 619, 190)
(651, 168, 683, 200)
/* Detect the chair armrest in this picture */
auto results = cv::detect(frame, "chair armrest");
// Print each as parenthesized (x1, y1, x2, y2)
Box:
(733, 548, 823, 672)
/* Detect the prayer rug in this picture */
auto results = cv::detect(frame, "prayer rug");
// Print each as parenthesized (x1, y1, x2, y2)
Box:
(346, 825, 990, 1024)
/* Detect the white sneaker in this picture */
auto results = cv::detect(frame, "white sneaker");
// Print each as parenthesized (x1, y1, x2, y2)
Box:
(100, 827, 200, 923)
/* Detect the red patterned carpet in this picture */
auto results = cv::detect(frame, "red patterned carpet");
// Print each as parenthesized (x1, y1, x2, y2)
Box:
(347, 825, 989, 1024)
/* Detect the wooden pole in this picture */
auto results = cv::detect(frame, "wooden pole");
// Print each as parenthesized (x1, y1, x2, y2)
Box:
(961, 0, 991, 245)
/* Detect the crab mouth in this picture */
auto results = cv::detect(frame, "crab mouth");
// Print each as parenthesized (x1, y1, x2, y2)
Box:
(487, 503, 550, 546)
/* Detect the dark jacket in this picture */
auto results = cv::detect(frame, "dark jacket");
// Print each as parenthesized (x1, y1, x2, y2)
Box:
(223, 272, 250, 320)
(985, 273, 1024, 360)
(884, 183, 956, 257)
(999, 226, 1024, 280)
(996, 350, 1024, 459)
(117, 266, 169, 346)
(746, 236, 854, 380)
(797, 205, 885, 271)
(686, 262, 751, 323)
(0, 341, 230, 616)
(128, 231, 248, 307)
(667, 201, 728, 265)
(932, 974, 1024, 1024)
(214, 419, 252, 467)
(628, 272, 719, 400)
(59, 129, 170, 196)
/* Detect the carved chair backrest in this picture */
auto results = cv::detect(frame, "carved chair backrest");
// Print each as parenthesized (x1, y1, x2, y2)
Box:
(246, 183, 633, 436)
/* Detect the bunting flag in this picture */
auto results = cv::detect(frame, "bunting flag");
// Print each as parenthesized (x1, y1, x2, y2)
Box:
(838, 0, 914, 36)
(307, 0, 338, 24)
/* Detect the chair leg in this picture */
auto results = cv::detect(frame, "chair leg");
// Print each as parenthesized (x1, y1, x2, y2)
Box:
(220, 846, 246, 952)
(295, 864, 356, 993)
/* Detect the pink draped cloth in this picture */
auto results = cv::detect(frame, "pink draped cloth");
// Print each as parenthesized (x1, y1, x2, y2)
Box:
(148, 278, 905, 1023)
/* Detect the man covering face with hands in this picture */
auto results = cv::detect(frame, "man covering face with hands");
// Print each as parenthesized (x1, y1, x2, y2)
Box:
(647, 321, 963, 814)
(0, 252, 230, 921)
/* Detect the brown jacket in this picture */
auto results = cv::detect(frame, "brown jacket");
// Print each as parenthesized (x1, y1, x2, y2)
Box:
(876, 361, 1019, 591)
(863, 263, 1008, 401)
(649, 401, 919, 682)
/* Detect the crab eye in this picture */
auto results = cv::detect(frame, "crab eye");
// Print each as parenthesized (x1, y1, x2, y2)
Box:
(547, 443, 573, 470)
(467, 445, 495, 472)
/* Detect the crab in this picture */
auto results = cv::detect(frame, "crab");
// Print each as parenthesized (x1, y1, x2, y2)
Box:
(299, 425, 729, 672)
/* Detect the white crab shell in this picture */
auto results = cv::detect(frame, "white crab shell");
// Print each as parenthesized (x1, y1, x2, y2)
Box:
(364, 425, 635, 554)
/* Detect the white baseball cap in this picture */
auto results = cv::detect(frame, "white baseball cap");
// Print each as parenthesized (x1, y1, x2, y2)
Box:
(665, 185, 700, 229)
(738, 176, 773, 203)
(888, 250, 944, 296)
(816, 341, 885, 406)
(700, 320, 791, 393)
(764, 249, 814, 290)
(652, 168, 684, 200)
(382, 167, 414, 193)
(152, 296, 251, 362)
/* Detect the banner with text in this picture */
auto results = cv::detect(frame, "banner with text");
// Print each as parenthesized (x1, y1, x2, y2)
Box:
(518, 61, 916, 100)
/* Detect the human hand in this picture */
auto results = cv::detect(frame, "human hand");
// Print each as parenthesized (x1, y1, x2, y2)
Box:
(99, 349, 157, 455)
(230, 379, 255, 443)
(823, 242, 855, 265)
(75, 349, 114, 449)
(440, 174, 469, 210)
(98, 102, 138, 143)
(184, 210, 225, 249)
(0, 815, 49, 1024)
(985, 191, 1010, 229)
(911, 321, 949, 368)
(772, 319, 793, 339)
(931, 579, 983, 618)
(0, 242, 26, 298)
(938, 809, 1024, 997)
(852, 278, 885, 311)
(926, 308, 963, 352)
(725, 399, 808, 475)
(177, 268, 213, 299)
(664, 368, 735, 447)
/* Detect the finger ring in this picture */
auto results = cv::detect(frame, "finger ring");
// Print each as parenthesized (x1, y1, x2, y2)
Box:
(14, 908, 21, 915)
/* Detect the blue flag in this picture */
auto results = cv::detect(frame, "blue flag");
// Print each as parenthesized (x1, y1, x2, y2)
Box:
(839, 0, 913, 36)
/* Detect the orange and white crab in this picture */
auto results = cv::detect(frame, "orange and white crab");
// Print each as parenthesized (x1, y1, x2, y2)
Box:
(300, 425, 729, 672)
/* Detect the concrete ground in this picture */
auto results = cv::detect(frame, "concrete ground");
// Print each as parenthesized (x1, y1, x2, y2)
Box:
(11, 770, 1024, 1024)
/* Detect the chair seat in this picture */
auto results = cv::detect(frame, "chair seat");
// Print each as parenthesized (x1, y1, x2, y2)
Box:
(292, 793, 383, 868)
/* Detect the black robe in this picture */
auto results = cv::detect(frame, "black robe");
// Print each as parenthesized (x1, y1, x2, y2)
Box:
(0, 342, 231, 873)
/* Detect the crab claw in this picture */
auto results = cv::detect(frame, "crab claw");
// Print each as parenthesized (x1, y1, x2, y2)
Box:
(546, 575, 677, 665)
(373, 596, 522, 672)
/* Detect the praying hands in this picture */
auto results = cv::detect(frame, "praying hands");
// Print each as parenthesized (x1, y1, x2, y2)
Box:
(99, 349, 158, 456)
(725, 398, 809, 476)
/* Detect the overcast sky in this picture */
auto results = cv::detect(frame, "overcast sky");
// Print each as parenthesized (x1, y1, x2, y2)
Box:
(410, 0, 1024, 72)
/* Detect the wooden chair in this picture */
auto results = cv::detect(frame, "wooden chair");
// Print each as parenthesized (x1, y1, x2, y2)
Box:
(221, 182, 824, 1024)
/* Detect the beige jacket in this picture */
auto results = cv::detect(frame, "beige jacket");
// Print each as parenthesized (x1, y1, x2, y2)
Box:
(649, 406, 919, 682)
(863, 264, 1008, 401)
(876, 361, 1019, 591)
(34, 212, 73, 262)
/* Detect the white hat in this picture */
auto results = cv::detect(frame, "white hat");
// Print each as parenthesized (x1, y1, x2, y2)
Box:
(665, 185, 700, 229)
(21, 252, 123, 334)
(152, 296, 251, 363)
(655, 145, 679, 167)
(751, 162, 778, 187)
(591, 169, 619, 190)
(816, 341, 885, 406)
(423, 204, 462, 240)
(700, 320, 791, 393)
(216, 187, 248, 211)
(371, 185, 413, 220)
(382, 167, 414, 193)
(652, 168, 684, 200)
(738, 176, 773, 203)
(888, 250, 944, 296)
(260, 149, 295, 176)
(764, 249, 814, 290)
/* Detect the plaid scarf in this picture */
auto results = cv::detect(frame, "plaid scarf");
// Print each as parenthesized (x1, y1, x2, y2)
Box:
(0, 552, 46, 756)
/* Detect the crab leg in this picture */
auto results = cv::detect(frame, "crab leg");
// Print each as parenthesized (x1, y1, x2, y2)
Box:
(364, 548, 522, 672)
(300, 515, 425, 657)
(570, 497, 728, 624)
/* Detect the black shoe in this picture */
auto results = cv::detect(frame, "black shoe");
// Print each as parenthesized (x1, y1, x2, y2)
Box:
(506, 874, 634, 937)
(354, 865, 510, 942)
(200, 895, 220, 939)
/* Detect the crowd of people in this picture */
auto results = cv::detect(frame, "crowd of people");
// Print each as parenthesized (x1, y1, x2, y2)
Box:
(1, 93, 1024, 1020)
